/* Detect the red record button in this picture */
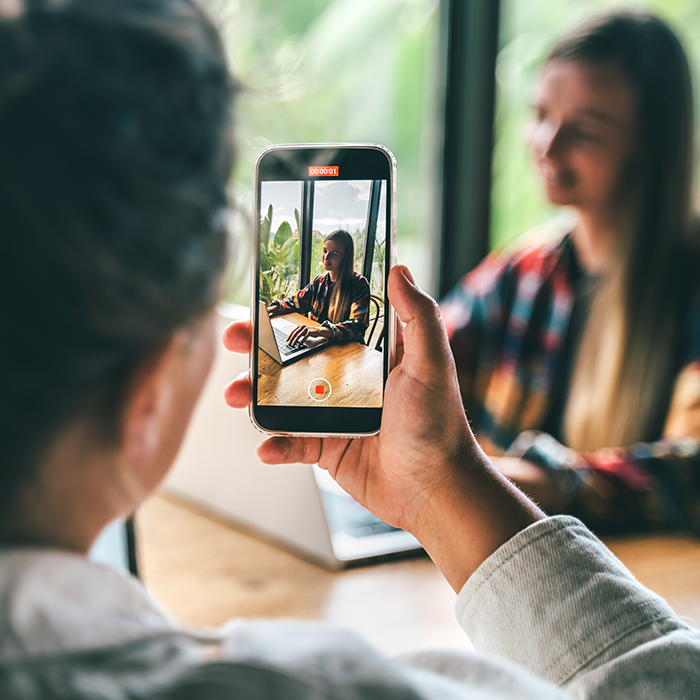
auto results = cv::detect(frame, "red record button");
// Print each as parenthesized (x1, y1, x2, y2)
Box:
(308, 378, 332, 402)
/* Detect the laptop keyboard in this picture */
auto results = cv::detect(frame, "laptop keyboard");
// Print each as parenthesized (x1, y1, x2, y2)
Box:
(320, 490, 400, 538)
(273, 326, 300, 356)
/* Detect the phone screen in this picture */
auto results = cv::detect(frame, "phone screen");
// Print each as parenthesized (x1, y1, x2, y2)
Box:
(251, 145, 395, 436)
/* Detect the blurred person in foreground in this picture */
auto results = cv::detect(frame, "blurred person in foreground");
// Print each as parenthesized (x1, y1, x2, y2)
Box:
(441, 11, 700, 533)
(0, 1, 698, 698)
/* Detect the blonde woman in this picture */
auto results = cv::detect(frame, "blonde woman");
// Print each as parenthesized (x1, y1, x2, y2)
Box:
(268, 229, 371, 345)
(441, 11, 700, 533)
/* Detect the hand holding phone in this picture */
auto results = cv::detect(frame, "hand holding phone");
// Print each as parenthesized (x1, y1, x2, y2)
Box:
(227, 264, 464, 532)
(224, 265, 546, 591)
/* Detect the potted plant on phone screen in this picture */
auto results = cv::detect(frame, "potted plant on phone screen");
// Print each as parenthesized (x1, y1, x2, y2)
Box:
(259, 204, 300, 305)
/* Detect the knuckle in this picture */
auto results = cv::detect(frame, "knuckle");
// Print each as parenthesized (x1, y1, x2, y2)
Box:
(414, 291, 440, 316)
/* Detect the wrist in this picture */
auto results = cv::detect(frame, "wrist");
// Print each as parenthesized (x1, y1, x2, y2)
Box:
(406, 437, 545, 592)
(321, 321, 338, 340)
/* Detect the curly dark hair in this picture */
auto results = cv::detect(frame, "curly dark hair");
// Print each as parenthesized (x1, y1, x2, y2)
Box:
(0, 0, 236, 509)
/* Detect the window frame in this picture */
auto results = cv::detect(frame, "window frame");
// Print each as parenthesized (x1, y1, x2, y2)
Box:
(436, 0, 501, 298)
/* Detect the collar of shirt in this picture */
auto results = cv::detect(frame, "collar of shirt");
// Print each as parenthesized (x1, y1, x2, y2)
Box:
(0, 548, 189, 661)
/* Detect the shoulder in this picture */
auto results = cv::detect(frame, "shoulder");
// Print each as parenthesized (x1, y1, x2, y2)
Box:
(446, 231, 572, 304)
(470, 232, 571, 295)
(0, 548, 176, 661)
(211, 620, 565, 699)
(440, 232, 572, 335)
(309, 274, 330, 289)
(350, 272, 370, 292)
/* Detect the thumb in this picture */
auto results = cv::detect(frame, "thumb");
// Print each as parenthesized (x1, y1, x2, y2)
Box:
(387, 265, 454, 376)
(387, 265, 430, 324)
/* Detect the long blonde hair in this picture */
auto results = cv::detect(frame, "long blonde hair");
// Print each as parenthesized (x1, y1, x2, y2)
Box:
(558, 13, 699, 451)
(325, 230, 356, 324)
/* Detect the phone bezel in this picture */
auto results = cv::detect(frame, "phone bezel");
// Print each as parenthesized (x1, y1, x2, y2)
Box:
(249, 143, 397, 437)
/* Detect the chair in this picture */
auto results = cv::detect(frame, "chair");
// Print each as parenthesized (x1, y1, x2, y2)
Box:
(366, 294, 384, 350)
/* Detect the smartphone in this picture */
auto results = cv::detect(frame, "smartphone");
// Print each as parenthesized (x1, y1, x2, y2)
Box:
(250, 143, 397, 437)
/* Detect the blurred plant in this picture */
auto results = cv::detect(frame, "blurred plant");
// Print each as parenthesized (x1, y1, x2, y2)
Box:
(310, 230, 325, 275)
(370, 239, 386, 295)
(259, 204, 300, 305)
(353, 228, 367, 271)
(373, 238, 386, 266)
(202, 0, 440, 300)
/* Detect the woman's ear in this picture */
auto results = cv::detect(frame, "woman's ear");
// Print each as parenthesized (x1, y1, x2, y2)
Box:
(119, 314, 217, 498)
(121, 334, 187, 472)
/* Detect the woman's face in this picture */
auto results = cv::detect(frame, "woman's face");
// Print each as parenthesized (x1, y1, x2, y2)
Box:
(529, 60, 637, 215)
(322, 238, 345, 273)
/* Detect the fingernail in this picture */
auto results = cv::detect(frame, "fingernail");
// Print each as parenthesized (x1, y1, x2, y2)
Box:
(401, 265, 416, 286)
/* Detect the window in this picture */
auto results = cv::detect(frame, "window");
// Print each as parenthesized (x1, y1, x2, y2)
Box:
(206, 0, 440, 304)
(308, 180, 387, 296)
(258, 178, 386, 305)
(259, 181, 302, 305)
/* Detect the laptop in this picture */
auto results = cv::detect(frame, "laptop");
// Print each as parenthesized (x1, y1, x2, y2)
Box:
(164, 305, 423, 570)
(311, 465, 422, 565)
(258, 301, 329, 365)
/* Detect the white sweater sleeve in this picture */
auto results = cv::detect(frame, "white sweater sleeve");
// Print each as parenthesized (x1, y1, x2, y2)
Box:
(454, 516, 700, 699)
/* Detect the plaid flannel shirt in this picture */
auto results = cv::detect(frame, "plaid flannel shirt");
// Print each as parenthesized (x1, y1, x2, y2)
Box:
(277, 272, 370, 344)
(441, 233, 700, 533)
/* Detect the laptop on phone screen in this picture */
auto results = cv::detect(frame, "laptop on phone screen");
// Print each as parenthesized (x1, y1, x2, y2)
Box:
(258, 301, 329, 366)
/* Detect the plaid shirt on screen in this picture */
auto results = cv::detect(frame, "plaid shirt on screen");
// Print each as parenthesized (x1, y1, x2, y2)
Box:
(277, 272, 370, 343)
(441, 233, 700, 533)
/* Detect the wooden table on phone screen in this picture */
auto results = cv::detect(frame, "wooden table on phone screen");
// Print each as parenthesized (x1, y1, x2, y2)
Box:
(258, 312, 383, 408)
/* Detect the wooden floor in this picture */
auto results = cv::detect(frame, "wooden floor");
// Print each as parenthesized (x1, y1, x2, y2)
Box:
(138, 494, 700, 656)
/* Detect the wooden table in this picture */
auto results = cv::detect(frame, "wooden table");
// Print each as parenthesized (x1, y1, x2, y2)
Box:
(139, 495, 700, 657)
(258, 312, 383, 408)
(139, 495, 470, 655)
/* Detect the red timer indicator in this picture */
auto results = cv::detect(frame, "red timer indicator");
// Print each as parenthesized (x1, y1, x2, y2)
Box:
(308, 166, 338, 177)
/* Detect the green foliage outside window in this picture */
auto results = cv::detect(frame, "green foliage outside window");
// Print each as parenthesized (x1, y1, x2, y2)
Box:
(203, 0, 439, 302)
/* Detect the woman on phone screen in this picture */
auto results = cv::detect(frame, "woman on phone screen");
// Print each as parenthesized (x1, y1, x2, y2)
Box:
(268, 229, 371, 346)
(441, 11, 700, 533)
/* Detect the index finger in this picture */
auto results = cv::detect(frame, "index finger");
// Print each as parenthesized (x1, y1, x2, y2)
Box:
(287, 325, 306, 343)
(222, 319, 252, 353)
(286, 327, 298, 344)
